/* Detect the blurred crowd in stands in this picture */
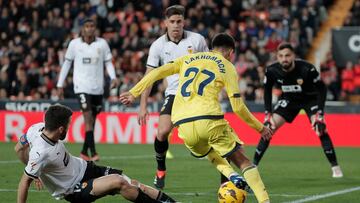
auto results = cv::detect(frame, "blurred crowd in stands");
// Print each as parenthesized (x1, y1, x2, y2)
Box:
(1, 0, 360, 104)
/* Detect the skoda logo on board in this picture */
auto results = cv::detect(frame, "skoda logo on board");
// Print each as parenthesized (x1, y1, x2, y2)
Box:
(348, 34, 360, 52)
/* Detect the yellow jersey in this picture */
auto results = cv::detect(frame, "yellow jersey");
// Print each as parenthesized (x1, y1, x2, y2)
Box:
(130, 51, 263, 132)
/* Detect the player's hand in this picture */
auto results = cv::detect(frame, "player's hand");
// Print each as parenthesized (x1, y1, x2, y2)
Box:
(264, 111, 275, 130)
(57, 87, 64, 100)
(137, 107, 149, 126)
(110, 79, 119, 90)
(312, 110, 326, 136)
(33, 179, 43, 190)
(260, 126, 273, 141)
(119, 92, 135, 106)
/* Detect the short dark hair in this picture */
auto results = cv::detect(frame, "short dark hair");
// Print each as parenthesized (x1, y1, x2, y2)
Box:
(211, 33, 235, 50)
(277, 42, 295, 52)
(44, 104, 73, 131)
(83, 18, 96, 26)
(165, 5, 185, 18)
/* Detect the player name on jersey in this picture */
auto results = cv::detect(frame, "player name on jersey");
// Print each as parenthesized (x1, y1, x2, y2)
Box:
(184, 54, 226, 73)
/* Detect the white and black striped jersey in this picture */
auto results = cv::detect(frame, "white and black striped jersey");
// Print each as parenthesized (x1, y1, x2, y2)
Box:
(57, 37, 115, 95)
(147, 30, 208, 96)
(23, 123, 87, 200)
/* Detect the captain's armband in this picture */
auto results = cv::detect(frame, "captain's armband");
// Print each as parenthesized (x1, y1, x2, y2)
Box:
(19, 134, 28, 146)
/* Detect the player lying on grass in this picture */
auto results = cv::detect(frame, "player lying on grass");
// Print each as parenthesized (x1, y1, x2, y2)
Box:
(14, 104, 176, 203)
(120, 33, 273, 203)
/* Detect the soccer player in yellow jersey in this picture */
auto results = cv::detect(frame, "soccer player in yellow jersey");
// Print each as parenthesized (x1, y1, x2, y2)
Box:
(120, 33, 273, 203)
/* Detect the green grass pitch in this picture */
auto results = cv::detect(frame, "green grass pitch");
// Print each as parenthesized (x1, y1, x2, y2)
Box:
(1, 142, 359, 202)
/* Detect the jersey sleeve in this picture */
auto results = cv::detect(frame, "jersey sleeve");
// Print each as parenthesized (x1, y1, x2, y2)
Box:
(224, 63, 241, 97)
(197, 35, 209, 52)
(130, 57, 182, 97)
(24, 149, 47, 179)
(225, 63, 263, 132)
(308, 65, 326, 112)
(103, 39, 112, 62)
(308, 64, 321, 84)
(21, 123, 44, 145)
(64, 40, 75, 61)
(263, 67, 275, 113)
(19, 125, 34, 146)
(146, 41, 161, 68)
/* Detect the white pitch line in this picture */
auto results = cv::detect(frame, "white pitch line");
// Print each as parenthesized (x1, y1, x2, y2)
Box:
(168, 191, 305, 197)
(0, 154, 191, 164)
(0, 160, 20, 164)
(100, 155, 154, 160)
(272, 194, 306, 197)
(284, 186, 360, 203)
(0, 189, 45, 193)
(0, 188, 305, 198)
(0, 155, 154, 164)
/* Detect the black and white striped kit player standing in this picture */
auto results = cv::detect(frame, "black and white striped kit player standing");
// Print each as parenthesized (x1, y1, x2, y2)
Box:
(137, 5, 208, 189)
(57, 19, 118, 162)
(253, 43, 343, 178)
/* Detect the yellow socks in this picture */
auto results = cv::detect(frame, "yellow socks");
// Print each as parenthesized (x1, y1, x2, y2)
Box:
(206, 150, 270, 203)
(206, 149, 235, 178)
(243, 165, 270, 203)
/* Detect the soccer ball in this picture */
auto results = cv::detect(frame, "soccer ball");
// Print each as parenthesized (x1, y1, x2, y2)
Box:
(218, 181, 247, 203)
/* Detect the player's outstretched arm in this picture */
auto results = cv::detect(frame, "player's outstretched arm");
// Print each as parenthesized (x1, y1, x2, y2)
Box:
(229, 97, 273, 140)
(14, 133, 30, 164)
(124, 61, 181, 99)
(120, 59, 182, 107)
(17, 173, 33, 203)
(138, 66, 155, 125)
(14, 142, 29, 164)
(229, 97, 263, 132)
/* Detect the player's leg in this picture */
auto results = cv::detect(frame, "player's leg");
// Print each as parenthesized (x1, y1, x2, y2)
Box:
(72, 162, 176, 202)
(76, 93, 93, 161)
(220, 158, 231, 184)
(131, 179, 176, 202)
(207, 120, 269, 203)
(219, 148, 246, 184)
(82, 111, 96, 157)
(179, 120, 269, 202)
(227, 149, 269, 203)
(253, 113, 286, 165)
(177, 120, 245, 188)
(154, 114, 172, 189)
(67, 174, 159, 203)
(254, 99, 298, 165)
(153, 95, 174, 189)
(177, 120, 231, 175)
(88, 95, 103, 161)
(306, 104, 343, 178)
(206, 147, 269, 201)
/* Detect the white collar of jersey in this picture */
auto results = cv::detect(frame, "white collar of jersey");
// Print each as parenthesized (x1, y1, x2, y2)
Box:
(165, 30, 187, 44)
(41, 133, 56, 146)
(80, 36, 97, 44)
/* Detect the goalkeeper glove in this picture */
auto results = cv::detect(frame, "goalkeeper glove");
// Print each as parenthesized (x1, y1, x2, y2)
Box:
(313, 110, 326, 136)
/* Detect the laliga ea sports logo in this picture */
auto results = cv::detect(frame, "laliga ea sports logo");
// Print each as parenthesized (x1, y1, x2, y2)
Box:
(348, 34, 360, 52)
